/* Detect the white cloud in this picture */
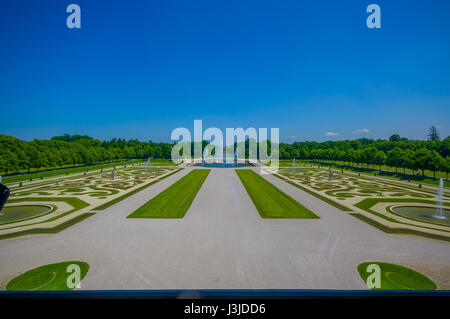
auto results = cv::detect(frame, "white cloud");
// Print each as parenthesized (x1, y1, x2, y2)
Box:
(353, 128, 370, 134)
(325, 132, 339, 137)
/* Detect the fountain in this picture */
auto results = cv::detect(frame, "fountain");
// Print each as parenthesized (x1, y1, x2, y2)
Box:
(147, 157, 151, 165)
(288, 158, 298, 172)
(392, 206, 449, 226)
(196, 147, 252, 167)
(435, 178, 446, 219)
(360, 179, 450, 226)
(1, 205, 51, 224)
(389, 178, 449, 226)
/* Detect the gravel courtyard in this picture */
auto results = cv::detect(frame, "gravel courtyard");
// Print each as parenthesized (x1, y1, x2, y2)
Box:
(1, 167, 449, 290)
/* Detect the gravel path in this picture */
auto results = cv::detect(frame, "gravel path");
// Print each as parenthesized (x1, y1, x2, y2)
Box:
(0, 167, 449, 290)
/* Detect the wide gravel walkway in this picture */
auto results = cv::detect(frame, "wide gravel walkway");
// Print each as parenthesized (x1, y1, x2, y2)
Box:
(0, 167, 449, 290)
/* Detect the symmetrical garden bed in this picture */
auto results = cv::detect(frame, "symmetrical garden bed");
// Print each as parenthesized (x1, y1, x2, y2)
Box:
(272, 167, 450, 240)
(1, 167, 179, 239)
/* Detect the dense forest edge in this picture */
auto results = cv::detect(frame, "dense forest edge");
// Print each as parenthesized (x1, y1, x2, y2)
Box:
(1, 127, 449, 181)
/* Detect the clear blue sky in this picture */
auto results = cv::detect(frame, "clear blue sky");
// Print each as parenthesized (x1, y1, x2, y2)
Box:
(1, 0, 449, 142)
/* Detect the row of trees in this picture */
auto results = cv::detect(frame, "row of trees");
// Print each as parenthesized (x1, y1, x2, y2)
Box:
(1, 133, 449, 179)
(278, 135, 450, 178)
(304, 146, 450, 178)
(0, 134, 173, 175)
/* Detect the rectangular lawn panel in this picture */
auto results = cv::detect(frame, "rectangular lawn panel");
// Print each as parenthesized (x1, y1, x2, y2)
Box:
(128, 169, 210, 218)
(236, 169, 319, 218)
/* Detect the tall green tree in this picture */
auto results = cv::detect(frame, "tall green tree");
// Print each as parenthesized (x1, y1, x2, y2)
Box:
(374, 150, 387, 170)
(444, 157, 450, 180)
(429, 151, 444, 178)
(428, 126, 440, 141)
(386, 147, 404, 173)
(414, 148, 433, 176)
(389, 134, 401, 142)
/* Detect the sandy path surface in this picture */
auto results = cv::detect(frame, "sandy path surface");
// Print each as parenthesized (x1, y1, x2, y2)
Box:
(0, 167, 449, 290)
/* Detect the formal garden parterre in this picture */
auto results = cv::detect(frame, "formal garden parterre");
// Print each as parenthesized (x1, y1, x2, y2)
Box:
(0, 166, 179, 239)
(270, 166, 450, 240)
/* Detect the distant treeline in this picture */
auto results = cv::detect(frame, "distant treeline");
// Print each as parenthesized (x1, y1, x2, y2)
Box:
(278, 135, 450, 178)
(0, 134, 173, 175)
(1, 133, 450, 178)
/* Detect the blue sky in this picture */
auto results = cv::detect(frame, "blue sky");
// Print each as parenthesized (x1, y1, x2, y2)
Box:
(1, 0, 449, 142)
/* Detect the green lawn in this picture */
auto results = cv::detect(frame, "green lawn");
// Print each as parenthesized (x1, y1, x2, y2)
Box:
(278, 159, 307, 167)
(3, 159, 144, 184)
(358, 261, 436, 290)
(236, 169, 318, 218)
(144, 159, 180, 166)
(6, 261, 89, 290)
(128, 169, 210, 218)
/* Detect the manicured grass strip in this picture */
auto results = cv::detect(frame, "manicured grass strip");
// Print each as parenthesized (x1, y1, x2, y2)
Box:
(350, 213, 450, 242)
(0, 213, 95, 240)
(6, 261, 89, 291)
(273, 171, 352, 211)
(357, 261, 437, 290)
(236, 170, 318, 218)
(94, 169, 181, 210)
(128, 169, 210, 218)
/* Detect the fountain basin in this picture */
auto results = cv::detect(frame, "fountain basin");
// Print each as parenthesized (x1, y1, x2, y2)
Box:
(194, 162, 254, 168)
(0, 205, 52, 224)
(391, 206, 450, 226)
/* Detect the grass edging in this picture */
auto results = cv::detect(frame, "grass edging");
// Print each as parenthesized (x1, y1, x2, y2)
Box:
(0, 204, 57, 226)
(350, 213, 450, 242)
(2, 197, 90, 230)
(0, 213, 95, 240)
(386, 205, 450, 230)
(353, 198, 450, 237)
